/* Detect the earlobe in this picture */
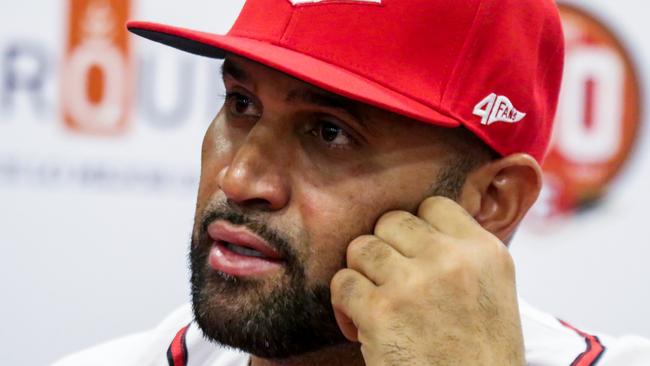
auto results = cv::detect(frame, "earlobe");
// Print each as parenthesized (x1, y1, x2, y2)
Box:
(460, 154, 542, 242)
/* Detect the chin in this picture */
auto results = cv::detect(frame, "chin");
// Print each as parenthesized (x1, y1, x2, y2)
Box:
(190, 246, 347, 358)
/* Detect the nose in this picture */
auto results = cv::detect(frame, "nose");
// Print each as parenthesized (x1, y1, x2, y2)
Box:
(217, 127, 291, 211)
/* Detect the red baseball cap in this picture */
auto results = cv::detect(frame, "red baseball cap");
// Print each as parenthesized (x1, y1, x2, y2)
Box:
(127, 0, 564, 162)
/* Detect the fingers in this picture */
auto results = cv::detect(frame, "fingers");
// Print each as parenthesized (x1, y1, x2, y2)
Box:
(330, 268, 376, 342)
(372, 198, 482, 258)
(417, 196, 480, 238)
(346, 235, 407, 285)
(333, 306, 358, 342)
(373, 210, 439, 257)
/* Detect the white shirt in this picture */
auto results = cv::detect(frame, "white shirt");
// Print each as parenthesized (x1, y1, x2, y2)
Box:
(54, 300, 650, 366)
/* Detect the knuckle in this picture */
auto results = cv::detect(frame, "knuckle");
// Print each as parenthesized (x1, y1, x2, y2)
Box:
(365, 240, 392, 264)
(349, 234, 377, 247)
(347, 236, 391, 266)
(375, 210, 418, 234)
(330, 270, 357, 303)
(418, 196, 455, 216)
(375, 210, 405, 230)
(347, 235, 377, 264)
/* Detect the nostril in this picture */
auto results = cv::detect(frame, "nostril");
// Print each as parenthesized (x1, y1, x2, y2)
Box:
(240, 198, 274, 211)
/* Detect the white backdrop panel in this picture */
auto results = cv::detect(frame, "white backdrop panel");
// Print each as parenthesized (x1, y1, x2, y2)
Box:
(0, 1, 649, 365)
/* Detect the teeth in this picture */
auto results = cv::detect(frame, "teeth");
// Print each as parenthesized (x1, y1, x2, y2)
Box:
(224, 242, 266, 258)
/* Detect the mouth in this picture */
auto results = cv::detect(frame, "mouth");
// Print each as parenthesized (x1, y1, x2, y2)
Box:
(207, 221, 285, 278)
(220, 241, 269, 258)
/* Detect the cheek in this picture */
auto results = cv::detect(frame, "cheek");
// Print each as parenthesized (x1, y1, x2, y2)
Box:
(296, 182, 389, 285)
(195, 115, 233, 226)
(293, 160, 444, 285)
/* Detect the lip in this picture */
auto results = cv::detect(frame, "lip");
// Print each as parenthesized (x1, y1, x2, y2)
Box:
(206, 221, 284, 277)
(207, 221, 283, 260)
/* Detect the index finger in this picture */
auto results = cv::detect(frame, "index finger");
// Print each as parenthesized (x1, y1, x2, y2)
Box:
(373, 210, 438, 257)
(417, 196, 480, 238)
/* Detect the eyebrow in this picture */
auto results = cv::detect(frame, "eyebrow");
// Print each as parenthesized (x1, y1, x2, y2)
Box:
(221, 59, 248, 83)
(221, 58, 367, 127)
(285, 88, 367, 127)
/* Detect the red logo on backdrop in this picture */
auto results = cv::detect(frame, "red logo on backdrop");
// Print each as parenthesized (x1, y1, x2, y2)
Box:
(534, 4, 642, 219)
(61, 0, 132, 135)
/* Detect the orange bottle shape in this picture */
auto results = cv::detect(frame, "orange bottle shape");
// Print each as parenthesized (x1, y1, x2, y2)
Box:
(61, 0, 132, 135)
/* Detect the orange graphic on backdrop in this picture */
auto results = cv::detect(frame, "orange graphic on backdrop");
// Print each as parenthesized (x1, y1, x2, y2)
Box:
(61, 0, 132, 135)
(537, 4, 642, 218)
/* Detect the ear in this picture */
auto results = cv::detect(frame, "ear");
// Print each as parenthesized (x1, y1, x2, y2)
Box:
(458, 153, 542, 243)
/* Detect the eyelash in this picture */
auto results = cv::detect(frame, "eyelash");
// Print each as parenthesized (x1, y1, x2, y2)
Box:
(308, 119, 358, 150)
(223, 91, 258, 115)
(223, 91, 244, 101)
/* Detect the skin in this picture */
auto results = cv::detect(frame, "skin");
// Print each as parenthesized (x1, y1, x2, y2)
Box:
(194, 54, 542, 366)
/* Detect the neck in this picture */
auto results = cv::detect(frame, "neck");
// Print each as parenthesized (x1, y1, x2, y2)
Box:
(250, 343, 365, 366)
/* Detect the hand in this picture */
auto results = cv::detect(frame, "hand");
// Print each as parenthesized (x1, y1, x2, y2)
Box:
(330, 197, 525, 366)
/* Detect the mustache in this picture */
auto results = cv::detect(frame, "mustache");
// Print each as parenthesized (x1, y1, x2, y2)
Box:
(199, 201, 300, 266)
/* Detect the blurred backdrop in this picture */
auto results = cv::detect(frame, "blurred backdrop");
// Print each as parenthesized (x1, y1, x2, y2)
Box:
(1, 0, 649, 364)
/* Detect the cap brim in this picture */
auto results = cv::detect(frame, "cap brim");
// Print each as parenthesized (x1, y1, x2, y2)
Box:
(127, 21, 461, 128)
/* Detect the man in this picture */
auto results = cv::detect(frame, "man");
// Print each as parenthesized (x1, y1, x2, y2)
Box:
(56, 0, 650, 365)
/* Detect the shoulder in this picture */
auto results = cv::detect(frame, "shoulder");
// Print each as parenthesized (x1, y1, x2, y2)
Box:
(520, 299, 650, 366)
(53, 304, 194, 366)
(53, 304, 248, 366)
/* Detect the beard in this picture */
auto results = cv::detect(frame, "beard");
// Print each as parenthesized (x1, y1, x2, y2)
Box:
(189, 202, 348, 359)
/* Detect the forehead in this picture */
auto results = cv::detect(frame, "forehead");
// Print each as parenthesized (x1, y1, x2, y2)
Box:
(223, 56, 364, 105)
(224, 56, 368, 121)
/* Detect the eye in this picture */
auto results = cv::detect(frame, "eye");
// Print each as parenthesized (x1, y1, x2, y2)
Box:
(225, 92, 260, 117)
(312, 120, 354, 148)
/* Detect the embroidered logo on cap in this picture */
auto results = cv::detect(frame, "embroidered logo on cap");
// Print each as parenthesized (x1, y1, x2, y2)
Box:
(289, 0, 381, 5)
(473, 93, 526, 126)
